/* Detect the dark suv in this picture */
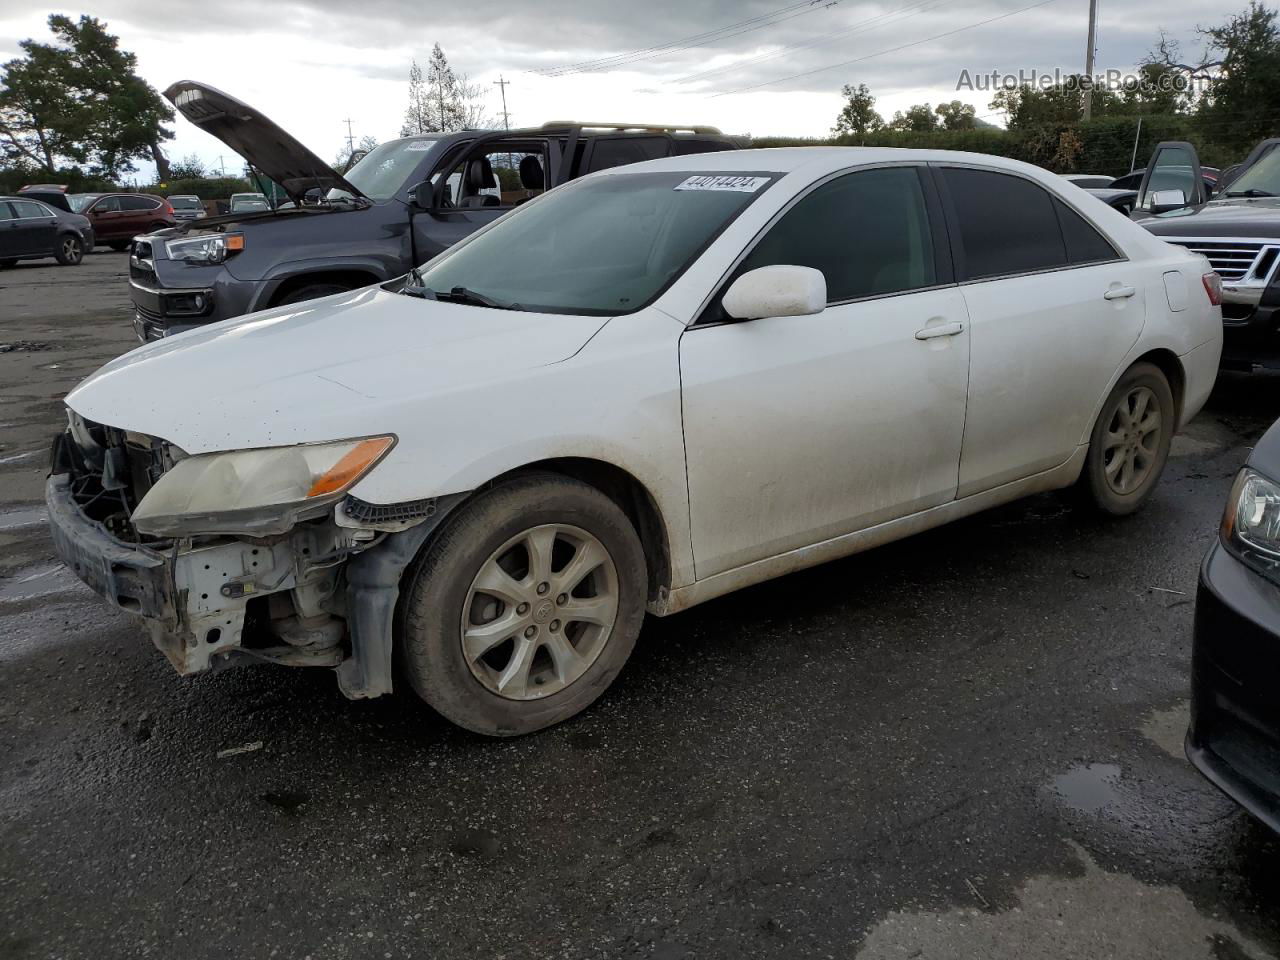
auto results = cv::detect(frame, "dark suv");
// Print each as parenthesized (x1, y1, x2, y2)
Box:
(71, 193, 176, 250)
(130, 81, 743, 340)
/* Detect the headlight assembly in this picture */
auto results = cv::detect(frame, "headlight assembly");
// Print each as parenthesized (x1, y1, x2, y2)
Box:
(1221, 467, 1280, 578)
(165, 232, 244, 264)
(131, 436, 395, 537)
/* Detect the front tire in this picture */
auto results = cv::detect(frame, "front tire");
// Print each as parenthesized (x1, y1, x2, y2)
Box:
(1078, 362, 1175, 515)
(55, 234, 83, 266)
(398, 475, 647, 736)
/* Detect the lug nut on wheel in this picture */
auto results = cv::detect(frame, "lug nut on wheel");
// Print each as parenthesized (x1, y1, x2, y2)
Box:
(517, 602, 530, 615)
(536, 582, 549, 595)
(524, 626, 537, 638)
(556, 593, 567, 605)
(549, 620, 560, 632)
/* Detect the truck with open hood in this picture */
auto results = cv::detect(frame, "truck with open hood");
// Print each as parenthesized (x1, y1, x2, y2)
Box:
(128, 81, 743, 340)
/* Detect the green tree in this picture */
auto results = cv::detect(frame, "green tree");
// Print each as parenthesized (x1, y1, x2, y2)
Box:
(990, 78, 1121, 128)
(0, 15, 173, 179)
(935, 100, 977, 130)
(890, 103, 939, 132)
(832, 83, 883, 136)
(169, 152, 206, 179)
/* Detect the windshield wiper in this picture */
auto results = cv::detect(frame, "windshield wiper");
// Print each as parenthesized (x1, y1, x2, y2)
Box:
(435, 286, 520, 310)
(1226, 188, 1276, 198)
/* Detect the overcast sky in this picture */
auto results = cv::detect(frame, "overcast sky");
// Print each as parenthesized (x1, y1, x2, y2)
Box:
(0, 0, 1223, 180)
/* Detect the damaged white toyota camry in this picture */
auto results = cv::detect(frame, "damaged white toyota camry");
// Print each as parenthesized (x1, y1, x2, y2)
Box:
(49, 148, 1222, 735)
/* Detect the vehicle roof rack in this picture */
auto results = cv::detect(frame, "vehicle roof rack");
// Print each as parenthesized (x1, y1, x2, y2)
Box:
(541, 121, 723, 135)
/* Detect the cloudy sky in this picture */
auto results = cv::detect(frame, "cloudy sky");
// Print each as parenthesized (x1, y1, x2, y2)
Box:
(0, 0, 1222, 179)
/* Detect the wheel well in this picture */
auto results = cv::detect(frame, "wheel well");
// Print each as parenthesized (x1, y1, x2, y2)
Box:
(497, 458, 673, 604)
(1132, 348, 1186, 424)
(267, 270, 380, 306)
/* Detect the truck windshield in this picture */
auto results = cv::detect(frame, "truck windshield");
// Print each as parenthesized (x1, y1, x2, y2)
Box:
(412, 171, 777, 316)
(330, 138, 441, 201)
(1226, 149, 1280, 197)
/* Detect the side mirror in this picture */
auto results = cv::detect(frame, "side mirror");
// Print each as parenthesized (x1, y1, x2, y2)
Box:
(722, 265, 827, 321)
(410, 180, 433, 210)
(1149, 189, 1189, 214)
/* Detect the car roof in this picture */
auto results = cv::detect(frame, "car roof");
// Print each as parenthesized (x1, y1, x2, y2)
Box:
(602, 146, 1061, 180)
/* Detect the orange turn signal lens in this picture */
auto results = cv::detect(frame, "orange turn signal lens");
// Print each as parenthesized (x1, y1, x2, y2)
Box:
(225, 234, 245, 252)
(305, 436, 395, 498)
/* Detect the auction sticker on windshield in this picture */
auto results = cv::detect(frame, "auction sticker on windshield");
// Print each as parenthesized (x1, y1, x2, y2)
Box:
(674, 175, 770, 193)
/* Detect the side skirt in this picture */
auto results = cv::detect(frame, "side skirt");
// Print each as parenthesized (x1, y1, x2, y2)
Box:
(652, 445, 1088, 616)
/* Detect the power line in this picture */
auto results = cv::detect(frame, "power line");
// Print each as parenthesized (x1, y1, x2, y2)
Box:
(534, 0, 839, 76)
(713, 0, 1067, 97)
(676, 0, 953, 85)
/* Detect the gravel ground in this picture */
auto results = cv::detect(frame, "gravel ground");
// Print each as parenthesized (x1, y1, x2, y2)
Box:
(1, 251, 1278, 959)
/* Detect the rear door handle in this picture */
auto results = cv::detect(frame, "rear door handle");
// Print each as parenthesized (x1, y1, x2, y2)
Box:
(1104, 285, 1137, 300)
(915, 321, 964, 340)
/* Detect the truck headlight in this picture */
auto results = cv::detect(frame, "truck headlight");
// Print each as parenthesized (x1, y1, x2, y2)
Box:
(165, 232, 244, 264)
(131, 436, 394, 537)
(1221, 467, 1280, 577)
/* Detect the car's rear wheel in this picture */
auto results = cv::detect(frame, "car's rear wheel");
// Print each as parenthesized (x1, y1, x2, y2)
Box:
(107, 241, 130, 251)
(54, 234, 83, 266)
(398, 475, 647, 736)
(275, 282, 352, 306)
(1079, 362, 1174, 515)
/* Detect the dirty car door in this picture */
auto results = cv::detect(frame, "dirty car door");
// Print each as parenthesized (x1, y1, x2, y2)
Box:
(679, 165, 969, 579)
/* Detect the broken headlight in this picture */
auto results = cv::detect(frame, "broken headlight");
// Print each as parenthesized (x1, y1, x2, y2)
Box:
(131, 436, 395, 537)
(165, 232, 244, 264)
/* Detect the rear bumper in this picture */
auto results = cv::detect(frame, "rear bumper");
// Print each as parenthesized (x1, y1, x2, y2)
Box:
(1187, 542, 1280, 834)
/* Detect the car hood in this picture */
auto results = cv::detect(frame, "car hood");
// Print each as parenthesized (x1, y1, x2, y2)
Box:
(1139, 197, 1280, 238)
(164, 81, 365, 205)
(65, 287, 610, 453)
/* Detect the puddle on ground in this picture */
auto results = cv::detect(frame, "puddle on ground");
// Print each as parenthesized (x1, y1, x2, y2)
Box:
(1052, 763, 1123, 815)
(855, 842, 1271, 959)
(0, 506, 47, 531)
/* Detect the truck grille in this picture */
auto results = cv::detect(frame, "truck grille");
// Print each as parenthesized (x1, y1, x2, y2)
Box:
(1165, 239, 1280, 282)
(134, 302, 165, 341)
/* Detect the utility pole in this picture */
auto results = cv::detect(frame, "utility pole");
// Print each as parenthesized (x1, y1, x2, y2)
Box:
(494, 75, 511, 130)
(217, 155, 226, 176)
(1082, 0, 1098, 120)
(344, 118, 356, 156)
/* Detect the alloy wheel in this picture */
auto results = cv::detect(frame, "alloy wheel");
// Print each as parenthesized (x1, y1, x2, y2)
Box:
(461, 523, 619, 700)
(1102, 385, 1161, 495)
(63, 237, 81, 262)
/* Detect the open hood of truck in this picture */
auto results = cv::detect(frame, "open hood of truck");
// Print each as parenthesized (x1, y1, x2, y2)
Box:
(164, 81, 365, 204)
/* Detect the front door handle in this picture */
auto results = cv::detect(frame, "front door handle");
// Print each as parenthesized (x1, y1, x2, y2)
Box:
(915, 321, 964, 340)
(1104, 285, 1137, 300)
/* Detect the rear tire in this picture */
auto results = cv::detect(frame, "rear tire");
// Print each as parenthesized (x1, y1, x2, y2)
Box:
(397, 474, 647, 736)
(54, 234, 83, 266)
(1078, 362, 1175, 515)
(107, 241, 130, 252)
(275, 282, 352, 306)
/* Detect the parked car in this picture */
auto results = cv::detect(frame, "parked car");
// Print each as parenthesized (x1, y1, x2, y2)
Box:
(0, 196, 94, 267)
(49, 148, 1221, 735)
(128, 80, 743, 340)
(228, 192, 270, 213)
(69, 193, 176, 251)
(1188, 419, 1280, 835)
(17, 183, 74, 212)
(1132, 138, 1280, 371)
(1062, 174, 1115, 189)
(167, 194, 205, 222)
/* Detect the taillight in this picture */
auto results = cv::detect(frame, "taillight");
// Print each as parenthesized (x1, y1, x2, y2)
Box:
(1202, 272, 1223, 306)
(163, 201, 174, 215)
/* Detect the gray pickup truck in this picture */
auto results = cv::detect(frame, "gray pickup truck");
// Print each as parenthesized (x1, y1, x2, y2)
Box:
(129, 81, 743, 340)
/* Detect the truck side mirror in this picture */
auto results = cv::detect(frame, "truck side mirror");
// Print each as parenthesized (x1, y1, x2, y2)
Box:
(411, 181, 434, 210)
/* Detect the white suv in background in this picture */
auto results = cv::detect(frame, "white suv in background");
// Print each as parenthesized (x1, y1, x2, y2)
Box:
(48, 148, 1222, 735)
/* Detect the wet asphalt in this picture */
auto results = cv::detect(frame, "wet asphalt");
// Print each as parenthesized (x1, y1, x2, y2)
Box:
(1, 253, 1278, 959)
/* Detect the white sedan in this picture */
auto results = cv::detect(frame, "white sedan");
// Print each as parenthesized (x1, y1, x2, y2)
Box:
(48, 148, 1223, 735)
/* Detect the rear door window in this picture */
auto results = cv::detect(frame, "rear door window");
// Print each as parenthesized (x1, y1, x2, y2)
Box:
(586, 136, 671, 173)
(939, 167, 1067, 280)
(11, 200, 51, 218)
(91, 196, 121, 213)
(0, 202, 15, 221)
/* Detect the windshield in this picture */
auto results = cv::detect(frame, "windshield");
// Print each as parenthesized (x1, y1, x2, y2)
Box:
(413, 171, 777, 315)
(68, 194, 98, 212)
(170, 197, 201, 209)
(329, 137, 440, 201)
(1226, 148, 1280, 196)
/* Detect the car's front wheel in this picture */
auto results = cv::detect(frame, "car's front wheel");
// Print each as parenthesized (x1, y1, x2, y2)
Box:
(1079, 361, 1175, 515)
(398, 475, 647, 736)
(55, 234, 83, 266)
